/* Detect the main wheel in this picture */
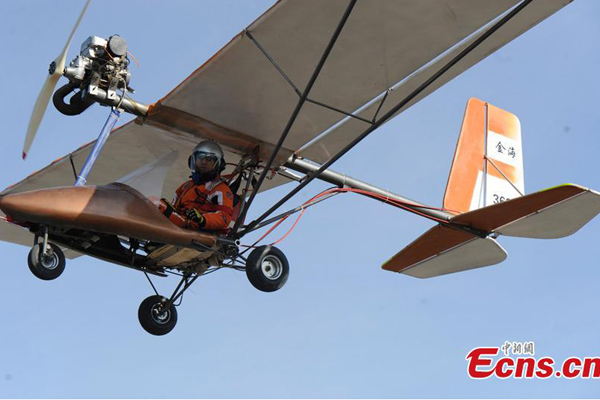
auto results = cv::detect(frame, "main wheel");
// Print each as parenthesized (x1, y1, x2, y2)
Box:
(246, 245, 289, 292)
(27, 242, 65, 281)
(138, 295, 178, 336)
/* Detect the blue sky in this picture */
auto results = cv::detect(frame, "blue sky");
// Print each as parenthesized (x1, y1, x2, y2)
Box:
(1, 1, 600, 398)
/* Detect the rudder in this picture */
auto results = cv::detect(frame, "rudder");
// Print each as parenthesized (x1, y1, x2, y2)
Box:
(443, 98, 524, 214)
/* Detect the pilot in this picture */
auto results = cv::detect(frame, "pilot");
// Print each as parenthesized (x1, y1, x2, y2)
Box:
(160, 140, 234, 231)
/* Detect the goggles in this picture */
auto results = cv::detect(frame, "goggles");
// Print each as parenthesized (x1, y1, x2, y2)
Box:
(189, 151, 220, 171)
(193, 152, 218, 163)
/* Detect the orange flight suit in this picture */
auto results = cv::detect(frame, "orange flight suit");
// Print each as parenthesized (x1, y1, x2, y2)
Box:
(171, 177, 234, 231)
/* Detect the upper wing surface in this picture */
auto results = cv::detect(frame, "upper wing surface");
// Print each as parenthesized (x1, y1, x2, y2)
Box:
(156, 0, 569, 163)
(6, 0, 572, 195)
(297, 0, 572, 162)
(2, 0, 572, 250)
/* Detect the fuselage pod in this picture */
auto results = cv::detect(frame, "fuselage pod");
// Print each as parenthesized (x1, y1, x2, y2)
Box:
(0, 183, 216, 248)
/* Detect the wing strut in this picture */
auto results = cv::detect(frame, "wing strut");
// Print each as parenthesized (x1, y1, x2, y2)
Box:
(74, 108, 121, 186)
(230, 0, 359, 236)
(246, 29, 374, 126)
(237, 0, 534, 239)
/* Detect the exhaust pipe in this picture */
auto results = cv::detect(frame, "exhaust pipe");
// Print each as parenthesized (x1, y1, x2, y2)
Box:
(52, 82, 94, 116)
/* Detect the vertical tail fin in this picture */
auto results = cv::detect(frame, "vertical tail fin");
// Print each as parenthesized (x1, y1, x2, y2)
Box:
(382, 99, 600, 278)
(443, 98, 524, 214)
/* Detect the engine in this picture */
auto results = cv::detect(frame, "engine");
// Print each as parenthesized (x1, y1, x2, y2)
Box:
(53, 35, 145, 116)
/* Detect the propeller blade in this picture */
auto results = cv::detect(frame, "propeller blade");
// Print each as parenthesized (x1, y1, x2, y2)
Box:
(22, 0, 91, 160)
(23, 72, 62, 160)
(56, 0, 91, 75)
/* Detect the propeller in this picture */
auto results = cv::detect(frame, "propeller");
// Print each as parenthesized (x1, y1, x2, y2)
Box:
(22, 0, 91, 160)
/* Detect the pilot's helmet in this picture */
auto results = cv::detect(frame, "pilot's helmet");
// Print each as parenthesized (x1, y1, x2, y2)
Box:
(188, 140, 226, 175)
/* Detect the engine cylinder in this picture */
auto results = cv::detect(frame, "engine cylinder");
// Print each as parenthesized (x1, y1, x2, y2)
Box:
(107, 35, 127, 57)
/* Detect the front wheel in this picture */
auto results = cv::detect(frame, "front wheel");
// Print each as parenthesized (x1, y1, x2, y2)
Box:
(27, 242, 65, 281)
(138, 295, 178, 336)
(246, 245, 289, 292)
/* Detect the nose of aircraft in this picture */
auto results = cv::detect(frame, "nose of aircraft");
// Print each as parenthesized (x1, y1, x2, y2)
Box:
(0, 192, 26, 220)
(0, 190, 46, 223)
(0, 187, 94, 225)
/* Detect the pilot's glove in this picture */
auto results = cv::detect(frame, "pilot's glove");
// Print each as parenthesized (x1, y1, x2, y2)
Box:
(185, 208, 205, 226)
(160, 198, 176, 217)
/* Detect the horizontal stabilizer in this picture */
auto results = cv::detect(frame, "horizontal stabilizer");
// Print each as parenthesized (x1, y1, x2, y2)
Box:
(451, 184, 600, 238)
(382, 225, 507, 278)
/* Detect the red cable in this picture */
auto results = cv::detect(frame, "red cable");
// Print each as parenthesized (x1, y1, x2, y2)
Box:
(242, 186, 456, 249)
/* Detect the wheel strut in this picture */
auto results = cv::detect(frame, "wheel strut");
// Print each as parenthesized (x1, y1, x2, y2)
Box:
(142, 270, 200, 311)
(35, 226, 50, 257)
(163, 273, 200, 310)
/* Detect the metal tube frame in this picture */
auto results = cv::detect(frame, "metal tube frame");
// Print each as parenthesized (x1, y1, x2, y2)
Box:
(41, 226, 49, 257)
(238, 0, 534, 238)
(162, 274, 199, 310)
(246, 25, 373, 126)
(245, 30, 302, 97)
(285, 157, 452, 221)
(243, 189, 341, 235)
(371, 89, 390, 123)
(235, 0, 358, 233)
(74, 107, 121, 186)
(229, 164, 257, 235)
(143, 271, 160, 296)
(305, 97, 373, 125)
(484, 155, 524, 196)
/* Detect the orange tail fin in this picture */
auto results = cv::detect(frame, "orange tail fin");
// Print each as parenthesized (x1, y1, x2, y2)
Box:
(382, 100, 600, 279)
(443, 98, 524, 214)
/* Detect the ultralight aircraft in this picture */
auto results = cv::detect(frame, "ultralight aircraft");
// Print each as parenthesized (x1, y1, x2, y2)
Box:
(2, 0, 599, 335)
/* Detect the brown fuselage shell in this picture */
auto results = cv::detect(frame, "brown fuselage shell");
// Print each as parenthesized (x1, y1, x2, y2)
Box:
(0, 183, 216, 248)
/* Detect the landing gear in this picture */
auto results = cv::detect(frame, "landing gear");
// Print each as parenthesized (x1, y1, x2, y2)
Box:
(246, 245, 289, 292)
(137, 271, 197, 335)
(28, 242, 65, 280)
(138, 295, 178, 336)
(134, 243, 289, 335)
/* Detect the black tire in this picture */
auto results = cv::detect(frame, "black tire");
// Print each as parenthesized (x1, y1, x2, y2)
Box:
(246, 245, 289, 292)
(138, 295, 178, 336)
(27, 242, 65, 281)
